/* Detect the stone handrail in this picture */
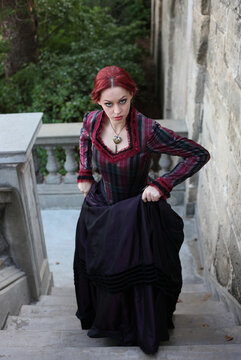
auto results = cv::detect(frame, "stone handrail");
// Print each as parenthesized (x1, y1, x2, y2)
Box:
(0, 113, 52, 328)
(34, 119, 187, 184)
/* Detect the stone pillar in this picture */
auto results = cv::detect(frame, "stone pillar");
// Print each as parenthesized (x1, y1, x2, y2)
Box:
(0, 113, 53, 321)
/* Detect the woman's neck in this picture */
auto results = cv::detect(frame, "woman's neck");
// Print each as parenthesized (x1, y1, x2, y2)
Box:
(105, 114, 126, 134)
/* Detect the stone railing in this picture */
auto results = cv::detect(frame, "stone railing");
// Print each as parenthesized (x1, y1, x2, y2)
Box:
(34, 120, 187, 209)
(0, 113, 53, 329)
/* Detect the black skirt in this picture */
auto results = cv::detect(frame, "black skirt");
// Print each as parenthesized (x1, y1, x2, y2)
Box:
(73, 181, 184, 354)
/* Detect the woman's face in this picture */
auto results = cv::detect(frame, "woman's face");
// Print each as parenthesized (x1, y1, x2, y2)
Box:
(98, 86, 133, 123)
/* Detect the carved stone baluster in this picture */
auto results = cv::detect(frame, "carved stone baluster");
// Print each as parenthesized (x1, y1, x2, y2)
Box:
(159, 154, 172, 175)
(45, 146, 61, 184)
(32, 147, 44, 184)
(149, 153, 162, 179)
(63, 145, 78, 183)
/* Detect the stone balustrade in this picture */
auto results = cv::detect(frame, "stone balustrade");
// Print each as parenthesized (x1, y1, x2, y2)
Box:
(34, 119, 187, 208)
(0, 113, 53, 329)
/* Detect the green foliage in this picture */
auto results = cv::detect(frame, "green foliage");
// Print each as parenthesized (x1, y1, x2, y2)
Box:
(0, 0, 150, 123)
(85, 0, 151, 27)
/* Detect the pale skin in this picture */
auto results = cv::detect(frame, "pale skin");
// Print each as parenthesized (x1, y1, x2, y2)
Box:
(78, 86, 161, 202)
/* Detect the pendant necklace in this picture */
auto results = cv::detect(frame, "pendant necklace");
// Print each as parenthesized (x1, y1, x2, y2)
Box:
(109, 120, 126, 153)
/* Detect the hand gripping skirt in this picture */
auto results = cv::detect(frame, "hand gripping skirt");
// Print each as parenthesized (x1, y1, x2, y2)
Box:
(73, 181, 184, 354)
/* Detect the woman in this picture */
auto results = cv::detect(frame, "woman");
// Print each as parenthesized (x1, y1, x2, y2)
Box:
(74, 65, 210, 354)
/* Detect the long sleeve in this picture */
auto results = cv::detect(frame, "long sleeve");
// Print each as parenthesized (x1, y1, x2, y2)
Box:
(146, 121, 210, 199)
(77, 113, 95, 183)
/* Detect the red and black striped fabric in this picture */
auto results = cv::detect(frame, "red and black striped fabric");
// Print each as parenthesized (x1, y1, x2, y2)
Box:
(77, 106, 210, 204)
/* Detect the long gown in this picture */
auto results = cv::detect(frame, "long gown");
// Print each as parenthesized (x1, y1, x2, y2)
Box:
(73, 106, 210, 354)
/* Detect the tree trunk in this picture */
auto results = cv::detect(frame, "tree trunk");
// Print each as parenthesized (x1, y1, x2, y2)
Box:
(0, 0, 38, 78)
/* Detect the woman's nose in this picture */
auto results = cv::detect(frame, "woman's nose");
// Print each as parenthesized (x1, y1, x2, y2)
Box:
(113, 104, 121, 114)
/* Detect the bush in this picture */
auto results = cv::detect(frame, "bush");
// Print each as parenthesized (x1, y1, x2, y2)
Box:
(0, 0, 150, 123)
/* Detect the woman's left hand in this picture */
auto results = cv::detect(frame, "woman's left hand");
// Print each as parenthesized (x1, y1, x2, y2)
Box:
(142, 186, 161, 202)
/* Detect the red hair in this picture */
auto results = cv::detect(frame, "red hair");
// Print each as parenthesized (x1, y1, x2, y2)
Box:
(91, 66, 138, 103)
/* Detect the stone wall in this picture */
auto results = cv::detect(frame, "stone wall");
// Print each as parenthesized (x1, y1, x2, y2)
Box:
(152, 0, 241, 313)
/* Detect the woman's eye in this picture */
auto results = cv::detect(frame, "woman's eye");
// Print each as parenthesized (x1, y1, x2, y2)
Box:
(105, 103, 112, 107)
(120, 99, 127, 104)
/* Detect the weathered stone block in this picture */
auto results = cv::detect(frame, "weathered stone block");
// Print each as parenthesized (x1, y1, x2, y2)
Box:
(0, 270, 30, 329)
(201, 0, 211, 15)
(226, 158, 241, 237)
(193, 0, 211, 16)
(156, 0, 241, 312)
(220, 0, 231, 8)
(206, 25, 230, 99)
(195, 68, 206, 102)
(206, 18, 225, 72)
(169, 0, 176, 19)
(229, 226, 241, 303)
(203, 85, 229, 144)
(227, 81, 241, 134)
(213, 225, 232, 288)
(229, 0, 241, 17)
(197, 17, 210, 65)
(224, 9, 240, 76)
(211, 0, 229, 33)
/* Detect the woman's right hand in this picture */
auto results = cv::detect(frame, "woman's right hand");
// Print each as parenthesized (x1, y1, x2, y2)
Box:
(77, 182, 92, 197)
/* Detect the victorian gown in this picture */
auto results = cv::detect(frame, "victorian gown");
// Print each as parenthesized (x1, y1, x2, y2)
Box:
(73, 106, 210, 354)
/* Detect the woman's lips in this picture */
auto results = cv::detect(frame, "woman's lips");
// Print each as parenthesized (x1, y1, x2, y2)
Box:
(114, 116, 123, 121)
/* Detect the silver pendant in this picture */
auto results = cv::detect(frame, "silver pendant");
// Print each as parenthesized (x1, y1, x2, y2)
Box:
(113, 135, 122, 144)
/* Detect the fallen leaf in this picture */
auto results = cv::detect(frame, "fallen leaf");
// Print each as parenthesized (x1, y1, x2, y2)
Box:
(55, 261, 60, 265)
(202, 293, 212, 301)
(225, 335, 234, 341)
(201, 323, 210, 328)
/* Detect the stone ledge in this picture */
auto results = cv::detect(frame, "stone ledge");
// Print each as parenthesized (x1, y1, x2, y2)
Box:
(0, 266, 25, 291)
(36, 119, 188, 147)
(37, 184, 84, 209)
(0, 113, 43, 164)
(37, 183, 185, 209)
(36, 123, 81, 146)
(0, 275, 30, 329)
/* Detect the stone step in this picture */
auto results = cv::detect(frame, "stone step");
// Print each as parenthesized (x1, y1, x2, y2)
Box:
(1, 326, 241, 348)
(177, 292, 214, 303)
(181, 283, 207, 293)
(175, 301, 227, 314)
(163, 326, 241, 346)
(0, 329, 117, 348)
(50, 284, 208, 297)
(38, 295, 76, 306)
(0, 345, 241, 360)
(173, 312, 236, 328)
(20, 304, 76, 317)
(6, 316, 81, 331)
(49, 284, 208, 297)
(6, 312, 236, 331)
(20, 302, 226, 319)
(20, 299, 227, 318)
(50, 287, 75, 296)
(38, 292, 215, 307)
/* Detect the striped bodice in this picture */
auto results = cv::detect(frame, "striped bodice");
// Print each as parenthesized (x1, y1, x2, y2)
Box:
(77, 107, 210, 204)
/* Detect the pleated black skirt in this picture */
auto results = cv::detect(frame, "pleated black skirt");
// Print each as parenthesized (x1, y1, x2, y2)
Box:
(73, 181, 184, 354)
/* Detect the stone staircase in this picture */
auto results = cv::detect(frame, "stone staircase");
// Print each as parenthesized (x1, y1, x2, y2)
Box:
(1, 215, 241, 359)
(1, 284, 241, 359)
